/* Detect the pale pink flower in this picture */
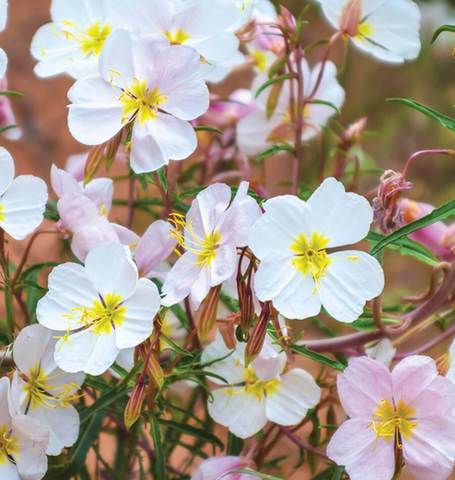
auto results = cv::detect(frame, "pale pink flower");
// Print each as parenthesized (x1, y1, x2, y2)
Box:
(327, 356, 455, 480)
(191, 456, 257, 480)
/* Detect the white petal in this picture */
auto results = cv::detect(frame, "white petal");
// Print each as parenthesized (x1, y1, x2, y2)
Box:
(84, 178, 113, 213)
(307, 177, 373, 247)
(266, 369, 321, 425)
(0, 0, 7, 31)
(0, 377, 11, 426)
(68, 76, 123, 145)
(13, 324, 53, 375)
(84, 242, 138, 300)
(319, 251, 385, 323)
(208, 388, 267, 439)
(55, 328, 119, 375)
(0, 47, 6, 79)
(162, 252, 200, 306)
(115, 278, 160, 349)
(0, 461, 19, 480)
(129, 120, 168, 173)
(0, 146, 14, 196)
(0, 176, 48, 240)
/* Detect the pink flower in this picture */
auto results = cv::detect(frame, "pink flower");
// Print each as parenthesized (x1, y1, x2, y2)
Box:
(327, 356, 455, 480)
(191, 456, 257, 480)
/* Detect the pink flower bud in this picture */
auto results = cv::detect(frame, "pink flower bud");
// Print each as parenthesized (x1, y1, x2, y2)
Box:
(339, 0, 362, 37)
(191, 456, 256, 480)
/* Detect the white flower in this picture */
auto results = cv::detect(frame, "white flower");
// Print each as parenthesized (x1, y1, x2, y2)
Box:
(447, 340, 455, 385)
(0, 147, 48, 240)
(31, 0, 120, 79)
(162, 182, 261, 309)
(202, 333, 321, 439)
(0, 0, 8, 77)
(68, 29, 209, 173)
(318, 0, 421, 63)
(248, 177, 384, 322)
(237, 60, 345, 156)
(37, 242, 161, 376)
(10, 325, 84, 456)
(111, 0, 242, 83)
(235, 0, 276, 26)
(0, 377, 49, 480)
(365, 338, 396, 367)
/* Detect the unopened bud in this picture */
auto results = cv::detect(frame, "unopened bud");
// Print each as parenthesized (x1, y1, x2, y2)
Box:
(124, 380, 146, 430)
(339, 0, 362, 37)
(138, 343, 164, 390)
(343, 117, 367, 145)
(196, 285, 221, 342)
(278, 6, 296, 36)
(245, 302, 271, 366)
(436, 352, 451, 376)
(219, 318, 237, 350)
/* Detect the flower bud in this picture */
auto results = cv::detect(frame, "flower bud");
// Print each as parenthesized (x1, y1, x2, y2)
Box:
(196, 285, 221, 342)
(245, 302, 271, 366)
(278, 6, 296, 37)
(124, 380, 146, 430)
(343, 117, 367, 145)
(339, 0, 362, 37)
(138, 343, 164, 390)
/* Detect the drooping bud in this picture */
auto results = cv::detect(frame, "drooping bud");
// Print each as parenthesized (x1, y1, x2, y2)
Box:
(196, 285, 222, 342)
(278, 6, 296, 37)
(219, 315, 238, 350)
(245, 302, 271, 366)
(124, 380, 146, 430)
(343, 117, 367, 145)
(436, 352, 451, 376)
(339, 0, 362, 37)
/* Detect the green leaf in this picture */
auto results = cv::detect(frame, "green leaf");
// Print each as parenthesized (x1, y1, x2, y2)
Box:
(387, 98, 455, 133)
(255, 74, 294, 99)
(150, 415, 166, 480)
(227, 432, 244, 456)
(256, 142, 295, 161)
(310, 99, 341, 115)
(159, 418, 224, 450)
(432, 24, 455, 44)
(0, 125, 18, 134)
(0, 90, 23, 97)
(156, 167, 169, 194)
(289, 344, 346, 371)
(367, 231, 439, 266)
(194, 125, 223, 135)
(371, 197, 455, 256)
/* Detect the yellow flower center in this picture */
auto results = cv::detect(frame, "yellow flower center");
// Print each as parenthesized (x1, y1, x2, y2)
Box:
(68, 293, 127, 335)
(243, 366, 280, 400)
(61, 20, 112, 57)
(22, 364, 81, 411)
(0, 425, 18, 466)
(0, 204, 4, 222)
(165, 29, 191, 45)
(291, 232, 331, 281)
(357, 21, 374, 39)
(371, 399, 417, 445)
(119, 79, 168, 124)
(252, 50, 268, 73)
(196, 230, 222, 267)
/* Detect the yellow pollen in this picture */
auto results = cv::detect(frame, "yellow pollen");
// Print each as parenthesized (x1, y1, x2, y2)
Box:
(291, 232, 331, 281)
(196, 230, 222, 267)
(22, 364, 81, 411)
(242, 366, 280, 400)
(252, 50, 268, 72)
(357, 22, 373, 38)
(0, 425, 18, 465)
(371, 399, 417, 446)
(119, 79, 168, 124)
(0, 204, 4, 222)
(68, 293, 127, 335)
(164, 29, 191, 45)
(62, 20, 112, 57)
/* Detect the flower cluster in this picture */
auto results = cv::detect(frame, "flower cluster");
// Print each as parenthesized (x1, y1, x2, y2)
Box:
(3, 0, 455, 479)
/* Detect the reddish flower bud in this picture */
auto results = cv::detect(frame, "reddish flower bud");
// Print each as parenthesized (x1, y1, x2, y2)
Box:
(339, 0, 362, 37)
(196, 285, 222, 342)
(124, 380, 146, 430)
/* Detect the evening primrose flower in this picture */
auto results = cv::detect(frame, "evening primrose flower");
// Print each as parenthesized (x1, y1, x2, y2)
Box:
(248, 177, 384, 322)
(202, 333, 320, 439)
(10, 325, 84, 456)
(318, 0, 421, 63)
(68, 29, 209, 173)
(327, 356, 455, 480)
(237, 60, 345, 156)
(0, 377, 49, 480)
(0, 147, 48, 240)
(111, 0, 242, 82)
(37, 242, 161, 376)
(162, 182, 261, 309)
(31, 0, 120, 78)
(192, 456, 258, 480)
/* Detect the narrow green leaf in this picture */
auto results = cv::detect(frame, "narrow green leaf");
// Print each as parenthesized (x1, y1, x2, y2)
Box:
(159, 418, 224, 450)
(227, 432, 244, 456)
(309, 99, 341, 114)
(256, 142, 295, 161)
(0, 90, 23, 97)
(289, 344, 346, 371)
(195, 125, 223, 135)
(156, 167, 169, 194)
(387, 98, 455, 133)
(432, 24, 455, 44)
(255, 74, 294, 99)
(150, 415, 166, 480)
(371, 197, 455, 256)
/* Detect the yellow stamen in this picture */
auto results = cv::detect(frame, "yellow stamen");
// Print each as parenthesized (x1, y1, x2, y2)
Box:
(0, 204, 4, 222)
(119, 79, 168, 124)
(0, 425, 18, 465)
(62, 20, 112, 57)
(251, 50, 268, 73)
(291, 232, 331, 281)
(357, 22, 374, 39)
(164, 29, 191, 45)
(242, 366, 280, 400)
(371, 399, 417, 446)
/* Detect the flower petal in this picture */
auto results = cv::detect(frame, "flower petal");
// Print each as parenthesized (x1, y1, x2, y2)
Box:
(0, 146, 14, 195)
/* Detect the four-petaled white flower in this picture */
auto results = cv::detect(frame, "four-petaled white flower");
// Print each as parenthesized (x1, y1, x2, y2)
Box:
(202, 333, 321, 439)
(248, 177, 384, 322)
(10, 325, 84, 456)
(318, 0, 421, 63)
(37, 242, 161, 375)
(237, 60, 345, 156)
(0, 377, 49, 480)
(111, 0, 243, 83)
(31, 0, 120, 79)
(0, 147, 48, 240)
(162, 182, 261, 309)
(68, 29, 209, 174)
